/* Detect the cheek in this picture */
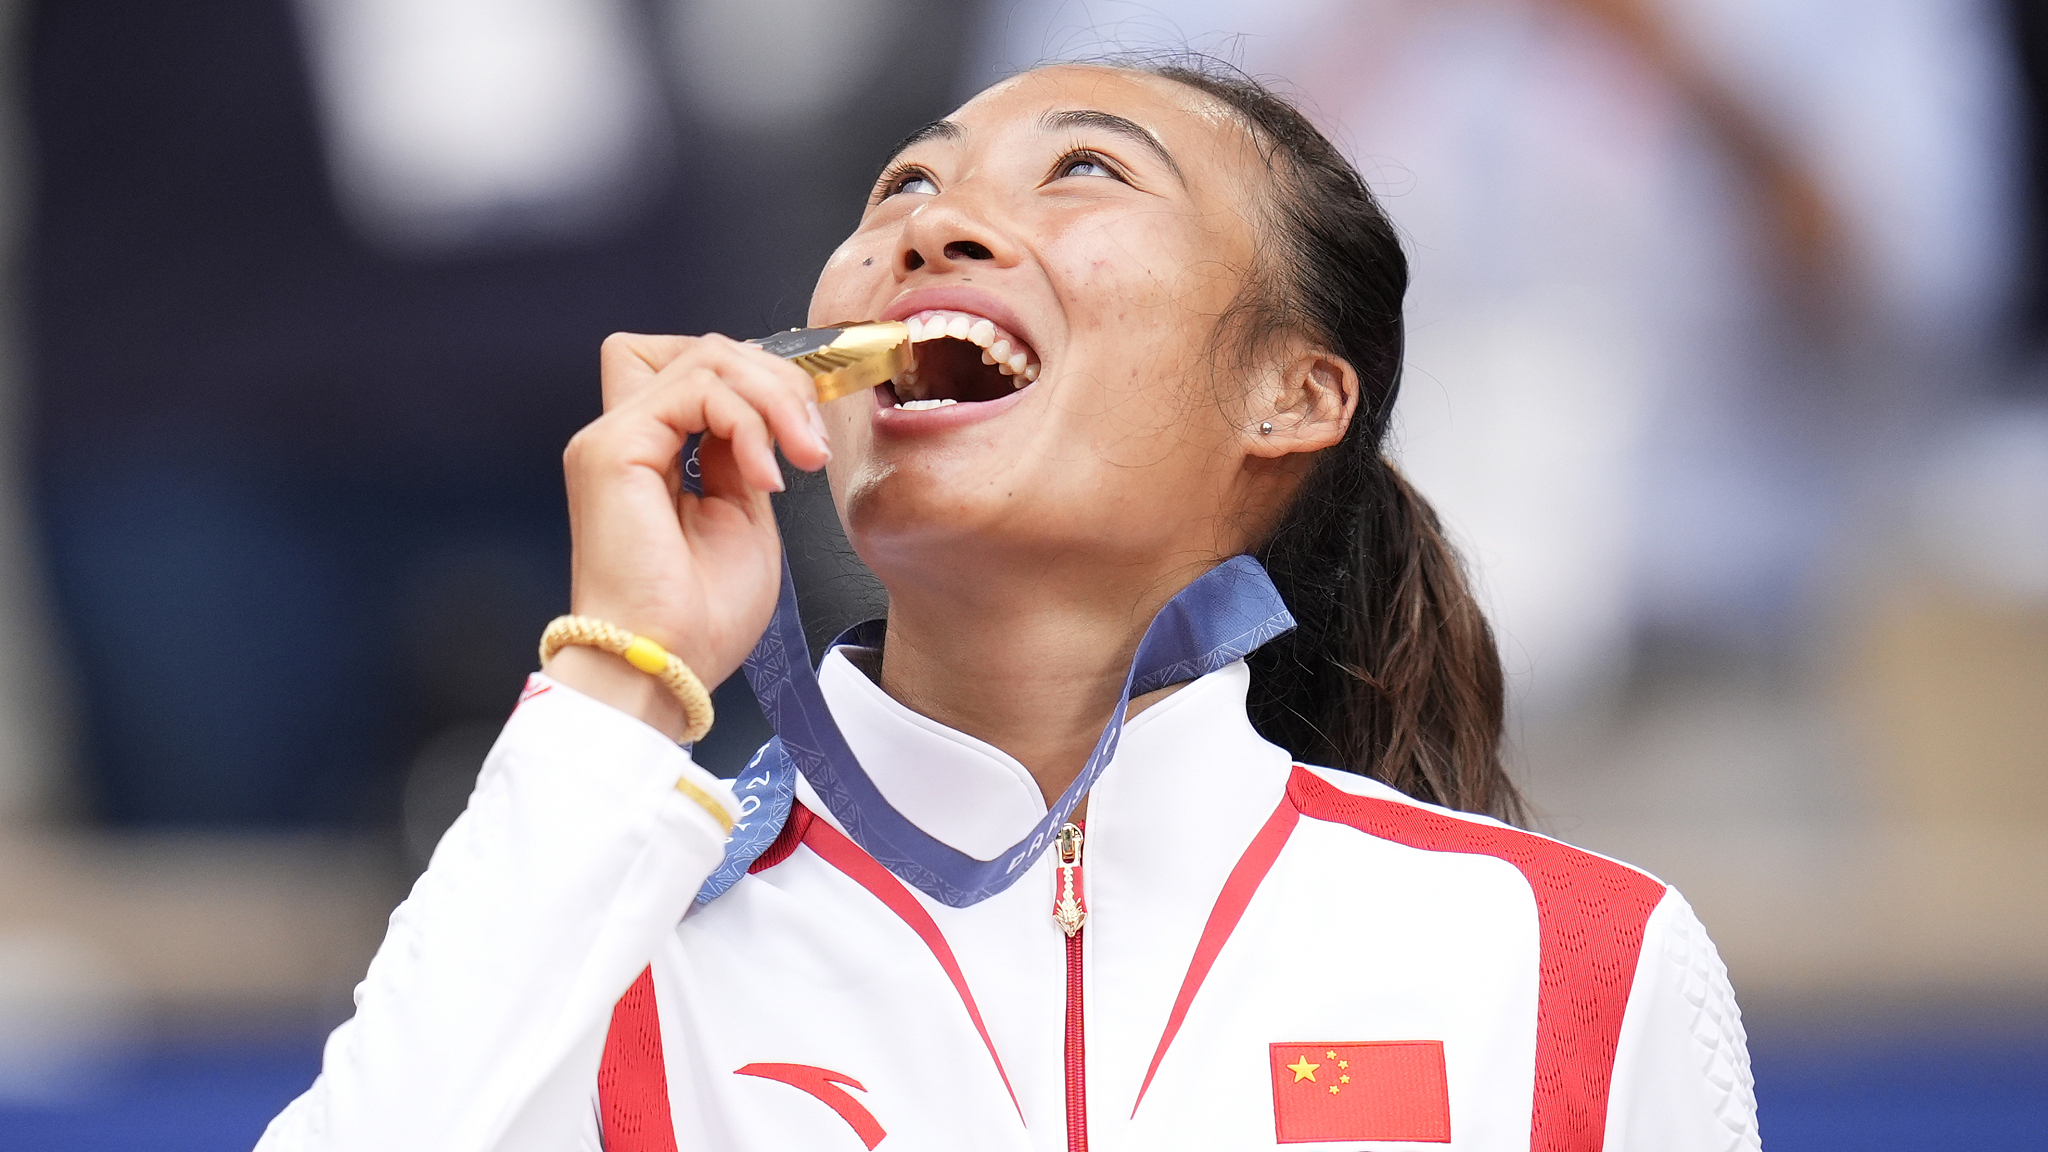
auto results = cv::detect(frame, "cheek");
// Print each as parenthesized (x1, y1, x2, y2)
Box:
(1049, 220, 1244, 386)
(809, 234, 888, 325)
(1057, 208, 1243, 312)
(1043, 236, 1237, 448)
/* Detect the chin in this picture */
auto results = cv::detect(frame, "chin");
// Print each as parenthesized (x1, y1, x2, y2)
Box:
(836, 468, 1065, 589)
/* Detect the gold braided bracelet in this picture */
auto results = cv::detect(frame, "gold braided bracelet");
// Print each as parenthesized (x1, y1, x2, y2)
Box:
(539, 616, 716, 746)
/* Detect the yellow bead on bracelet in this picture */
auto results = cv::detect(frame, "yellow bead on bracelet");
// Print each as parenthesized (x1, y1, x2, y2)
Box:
(621, 636, 671, 676)
(539, 615, 717, 746)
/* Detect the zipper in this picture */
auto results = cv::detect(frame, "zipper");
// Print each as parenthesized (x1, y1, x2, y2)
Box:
(1054, 822, 1088, 1151)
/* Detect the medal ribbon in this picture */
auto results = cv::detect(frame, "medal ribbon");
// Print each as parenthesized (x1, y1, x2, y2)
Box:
(695, 550, 1294, 907)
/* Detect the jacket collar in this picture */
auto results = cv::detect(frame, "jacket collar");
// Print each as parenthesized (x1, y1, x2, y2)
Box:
(807, 649, 1294, 861)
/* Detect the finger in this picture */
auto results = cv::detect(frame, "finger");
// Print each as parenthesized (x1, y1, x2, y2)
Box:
(598, 354, 761, 475)
(622, 337, 828, 473)
(603, 338, 821, 483)
(700, 336, 833, 471)
(600, 332, 699, 412)
(698, 386, 784, 494)
(689, 431, 773, 525)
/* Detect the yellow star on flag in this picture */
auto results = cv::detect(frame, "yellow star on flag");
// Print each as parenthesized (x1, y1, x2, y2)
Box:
(1286, 1055, 1320, 1083)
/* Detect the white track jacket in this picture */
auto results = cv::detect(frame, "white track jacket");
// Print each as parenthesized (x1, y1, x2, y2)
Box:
(258, 654, 1760, 1152)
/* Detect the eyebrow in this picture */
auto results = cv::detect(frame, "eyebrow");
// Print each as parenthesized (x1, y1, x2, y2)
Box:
(875, 118, 962, 177)
(872, 109, 1186, 186)
(1039, 108, 1184, 184)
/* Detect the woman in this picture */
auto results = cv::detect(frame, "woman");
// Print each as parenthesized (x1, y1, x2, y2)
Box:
(260, 61, 1757, 1151)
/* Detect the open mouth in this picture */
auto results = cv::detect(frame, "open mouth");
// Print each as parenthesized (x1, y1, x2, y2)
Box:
(882, 310, 1041, 411)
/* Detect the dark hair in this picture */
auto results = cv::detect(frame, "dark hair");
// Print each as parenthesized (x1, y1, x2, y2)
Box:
(1141, 60, 1526, 824)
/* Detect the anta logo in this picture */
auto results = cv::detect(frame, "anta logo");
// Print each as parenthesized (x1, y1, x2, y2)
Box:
(734, 1063, 886, 1149)
(1268, 1040, 1451, 1143)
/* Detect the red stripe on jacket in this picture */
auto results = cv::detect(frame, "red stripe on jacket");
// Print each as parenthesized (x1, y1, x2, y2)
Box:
(796, 807, 1024, 1119)
(1284, 769, 1665, 1150)
(599, 967, 679, 1152)
(1132, 767, 1664, 1150)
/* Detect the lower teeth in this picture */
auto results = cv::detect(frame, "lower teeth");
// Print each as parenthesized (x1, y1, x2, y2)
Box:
(895, 398, 958, 411)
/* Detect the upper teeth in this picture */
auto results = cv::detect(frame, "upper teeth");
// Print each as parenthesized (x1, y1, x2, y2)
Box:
(901, 310, 1040, 383)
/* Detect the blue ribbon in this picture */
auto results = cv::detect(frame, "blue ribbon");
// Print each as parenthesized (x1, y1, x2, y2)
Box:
(681, 440, 1296, 907)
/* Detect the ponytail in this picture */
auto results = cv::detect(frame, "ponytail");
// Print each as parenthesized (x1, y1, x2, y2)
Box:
(1250, 453, 1519, 822)
(1145, 59, 1525, 823)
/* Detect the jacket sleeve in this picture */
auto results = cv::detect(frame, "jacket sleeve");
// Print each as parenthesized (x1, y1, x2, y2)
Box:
(256, 674, 738, 1152)
(1603, 887, 1762, 1152)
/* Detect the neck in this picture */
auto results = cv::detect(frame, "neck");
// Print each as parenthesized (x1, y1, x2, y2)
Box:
(875, 556, 1210, 805)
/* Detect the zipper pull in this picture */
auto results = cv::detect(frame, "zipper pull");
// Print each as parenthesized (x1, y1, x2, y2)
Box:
(1053, 822, 1087, 937)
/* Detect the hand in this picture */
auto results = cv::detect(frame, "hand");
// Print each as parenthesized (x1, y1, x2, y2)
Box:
(547, 333, 830, 739)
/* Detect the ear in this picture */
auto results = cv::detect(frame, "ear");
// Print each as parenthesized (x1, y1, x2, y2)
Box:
(1242, 344, 1358, 459)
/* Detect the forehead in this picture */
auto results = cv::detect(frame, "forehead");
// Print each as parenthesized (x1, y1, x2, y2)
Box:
(939, 65, 1257, 175)
(958, 65, 1221, 121)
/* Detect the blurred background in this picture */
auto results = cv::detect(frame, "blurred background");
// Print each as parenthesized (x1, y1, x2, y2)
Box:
(0, 0, 2041, 1147)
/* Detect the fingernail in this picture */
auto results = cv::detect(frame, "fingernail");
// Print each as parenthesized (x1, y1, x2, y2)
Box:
(807, 401, 832, 458)
(769, 471, 786, 493)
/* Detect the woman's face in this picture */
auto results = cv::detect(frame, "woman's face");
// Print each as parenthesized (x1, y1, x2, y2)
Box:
(810, 66, 1303, 595)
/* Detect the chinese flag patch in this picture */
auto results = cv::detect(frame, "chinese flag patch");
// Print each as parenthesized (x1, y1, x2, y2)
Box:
(1268, 1041, 1450, 1144)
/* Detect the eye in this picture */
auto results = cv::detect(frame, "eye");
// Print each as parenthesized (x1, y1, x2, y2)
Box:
(1051, 150, 1125, 182)
(878, 166, 938, 200)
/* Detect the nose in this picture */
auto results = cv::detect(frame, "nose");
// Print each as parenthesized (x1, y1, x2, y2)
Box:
(896, 196, 1011, 275)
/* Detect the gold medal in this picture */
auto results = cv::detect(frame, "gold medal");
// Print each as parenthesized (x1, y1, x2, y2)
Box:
(749, 321, 912, 404)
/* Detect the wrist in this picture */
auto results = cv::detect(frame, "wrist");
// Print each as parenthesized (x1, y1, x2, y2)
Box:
(566, 598, 718, 683)
(543, 645, 693, 742)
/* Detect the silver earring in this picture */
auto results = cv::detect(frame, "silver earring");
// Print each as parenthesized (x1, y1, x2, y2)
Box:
(1259, 421, 1274, 435)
